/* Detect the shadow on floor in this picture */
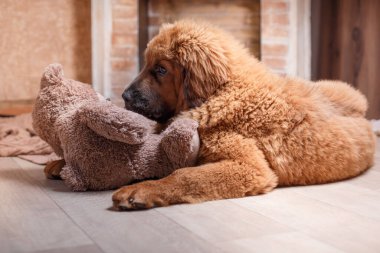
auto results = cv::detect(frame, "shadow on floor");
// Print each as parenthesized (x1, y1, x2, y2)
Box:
(0, 167, 72, 193)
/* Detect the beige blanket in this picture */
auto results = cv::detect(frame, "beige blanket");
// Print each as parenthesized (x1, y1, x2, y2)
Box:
(0, 113, 53, 157)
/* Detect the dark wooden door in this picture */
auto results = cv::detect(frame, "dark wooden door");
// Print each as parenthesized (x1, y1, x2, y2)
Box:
(311, 0, 380, 119)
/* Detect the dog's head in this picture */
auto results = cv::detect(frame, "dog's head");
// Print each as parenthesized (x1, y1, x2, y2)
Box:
(122, 20, 231, 122)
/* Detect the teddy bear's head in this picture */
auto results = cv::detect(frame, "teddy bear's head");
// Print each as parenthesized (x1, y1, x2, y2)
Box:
(32, 64, 99, 156)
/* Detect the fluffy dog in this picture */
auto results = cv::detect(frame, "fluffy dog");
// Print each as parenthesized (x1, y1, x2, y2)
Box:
(113, 20, 376, 210)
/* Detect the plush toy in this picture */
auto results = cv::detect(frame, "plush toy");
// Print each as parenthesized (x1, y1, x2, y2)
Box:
(32, 64, 199, 191)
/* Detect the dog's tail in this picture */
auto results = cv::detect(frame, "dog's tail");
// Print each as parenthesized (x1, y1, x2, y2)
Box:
(40, 63, 64, 89)
(316, 80, 368, 117)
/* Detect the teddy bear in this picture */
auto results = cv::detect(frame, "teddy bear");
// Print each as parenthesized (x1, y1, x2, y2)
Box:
(32, 63, 199, 191)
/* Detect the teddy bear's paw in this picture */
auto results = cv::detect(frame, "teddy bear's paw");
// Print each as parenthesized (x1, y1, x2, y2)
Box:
(112, 182, 168, 210)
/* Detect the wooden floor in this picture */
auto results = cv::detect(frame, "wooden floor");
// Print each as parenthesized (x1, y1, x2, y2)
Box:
(1, 139, 380, 253)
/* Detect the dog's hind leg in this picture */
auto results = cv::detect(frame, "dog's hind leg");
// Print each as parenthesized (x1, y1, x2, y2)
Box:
(316, 80, 368, 117)
(112, 133, 279, 210)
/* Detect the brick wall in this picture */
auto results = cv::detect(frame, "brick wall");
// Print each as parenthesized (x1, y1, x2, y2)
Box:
(108, 0, 261, 105)
(147, 0, 261, 58)
(110, 0, 139, 105)
(107, 0, 303, 106)
(260, 0, 290, 75)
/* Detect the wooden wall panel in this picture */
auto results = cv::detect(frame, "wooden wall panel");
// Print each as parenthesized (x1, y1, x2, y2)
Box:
(312, 0, 380, 119)
(0, 0, 91, 102)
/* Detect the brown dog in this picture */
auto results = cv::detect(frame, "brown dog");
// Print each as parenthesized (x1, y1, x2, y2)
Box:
(113, 20, 376, 210)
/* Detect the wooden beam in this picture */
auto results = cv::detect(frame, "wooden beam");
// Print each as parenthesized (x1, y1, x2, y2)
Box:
(138, 0, 149, 70)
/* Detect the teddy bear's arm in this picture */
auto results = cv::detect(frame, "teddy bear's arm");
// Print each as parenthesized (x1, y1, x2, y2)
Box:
(160, 118, 200, 169)
(78, 102, 157, 144)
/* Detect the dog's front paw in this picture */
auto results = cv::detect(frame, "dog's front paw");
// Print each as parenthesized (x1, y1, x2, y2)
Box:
(112, 182, 168, 210)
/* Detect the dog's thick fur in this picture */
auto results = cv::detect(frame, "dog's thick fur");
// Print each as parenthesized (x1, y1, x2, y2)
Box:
(113, 20, 376, 210)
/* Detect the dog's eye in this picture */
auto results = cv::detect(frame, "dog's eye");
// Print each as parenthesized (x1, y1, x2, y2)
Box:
(154, 65, 167, 76)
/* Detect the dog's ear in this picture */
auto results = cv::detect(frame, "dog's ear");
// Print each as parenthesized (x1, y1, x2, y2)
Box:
(160, 23, 175, 32)
(177, 39, 230, 108)
(182, 68, 205, 109)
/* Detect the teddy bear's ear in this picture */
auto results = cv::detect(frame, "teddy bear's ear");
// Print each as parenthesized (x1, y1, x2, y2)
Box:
(40, 63, 64, 89)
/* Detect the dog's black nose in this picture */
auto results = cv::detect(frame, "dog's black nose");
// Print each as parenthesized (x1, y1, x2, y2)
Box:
(122, 90, 132, 102)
